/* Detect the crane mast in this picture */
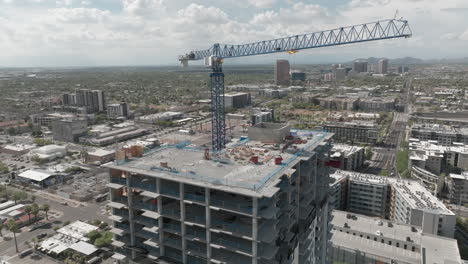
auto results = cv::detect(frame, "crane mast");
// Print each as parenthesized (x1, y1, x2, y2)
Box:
(180, 19, 412, 151)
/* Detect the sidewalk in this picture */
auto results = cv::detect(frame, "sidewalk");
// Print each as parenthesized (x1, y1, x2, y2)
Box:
(31, 190, 86, 208)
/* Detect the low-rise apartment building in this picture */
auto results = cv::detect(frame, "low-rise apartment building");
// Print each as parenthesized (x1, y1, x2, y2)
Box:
(410, 123, 468, 146)
(328, 144, 364, 172)
(447, 171, 468, 204)
(329, 210, 462, 264)
(322, 122, 378, 144)
(330, 170, 456, 238)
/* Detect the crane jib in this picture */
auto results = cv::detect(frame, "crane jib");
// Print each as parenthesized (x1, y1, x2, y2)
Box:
(180, 19, 411, 61)
(178, 18, 412, 151)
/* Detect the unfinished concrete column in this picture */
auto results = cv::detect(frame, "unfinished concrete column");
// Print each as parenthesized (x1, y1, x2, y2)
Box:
(252, 197, 258, 264)
(205, 187, 211, 263)
(126, 172, 136, 260)
(157, 178, 164, 256)
(180, 183, 187, 264)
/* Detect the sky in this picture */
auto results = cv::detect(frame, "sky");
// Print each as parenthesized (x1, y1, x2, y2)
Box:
(0, 0, 468, 67)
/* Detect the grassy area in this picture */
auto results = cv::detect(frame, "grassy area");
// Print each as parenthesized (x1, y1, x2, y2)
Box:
(379, 169, 389, 176)
(396, 141, 410, 178)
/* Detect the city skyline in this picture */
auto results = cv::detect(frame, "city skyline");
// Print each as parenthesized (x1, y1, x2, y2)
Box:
(1, 0, 468, 67)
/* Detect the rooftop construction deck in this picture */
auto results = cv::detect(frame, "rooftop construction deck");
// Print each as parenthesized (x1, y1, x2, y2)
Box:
(106, 129, 333, 197)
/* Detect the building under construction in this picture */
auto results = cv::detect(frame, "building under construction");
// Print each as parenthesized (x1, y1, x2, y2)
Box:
(106, 124, 333, 264)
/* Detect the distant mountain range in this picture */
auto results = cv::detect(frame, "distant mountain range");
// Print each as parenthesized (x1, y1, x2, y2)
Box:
(352, 56, 468, 65)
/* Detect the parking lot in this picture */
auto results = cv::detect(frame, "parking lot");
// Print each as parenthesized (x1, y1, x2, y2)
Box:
(0, 152, 34, 171)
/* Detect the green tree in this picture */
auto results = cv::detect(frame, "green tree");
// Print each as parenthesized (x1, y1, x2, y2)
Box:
(94, 231, 112, 247)
(24, 205, 32, 224)
(33, 138, 53, 146)
(6, 219, 19, 253)
(86, 230, 100, 244)
(31, 195, 36, 203)
(7, 127, 16, 136)
(31, 204, 40, 222)
(41, 204, 50, 220)
(0, 162, 8, 174)
(365, 147, 373, 160)
(12, 191, 23, 205)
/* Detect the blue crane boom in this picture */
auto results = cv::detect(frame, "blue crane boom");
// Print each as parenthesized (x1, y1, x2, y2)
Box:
(179, 19, 412, 151)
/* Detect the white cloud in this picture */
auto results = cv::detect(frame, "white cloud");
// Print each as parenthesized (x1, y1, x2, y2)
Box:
(176, 3, 228, 24)
(47, 7, 110, 23)
(122, 0, 165, 17)
(247, 0, 275, 8)
(459, 29, 468, 41)
(0, 0, 468, 67)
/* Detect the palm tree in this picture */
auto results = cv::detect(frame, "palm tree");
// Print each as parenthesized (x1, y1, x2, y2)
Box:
(6, 219, 19, 253)
(31, 237, 38, 252)
(31, 204, 39, 223)
(24, 205, 32, 224)
(41, 204, 50, 220)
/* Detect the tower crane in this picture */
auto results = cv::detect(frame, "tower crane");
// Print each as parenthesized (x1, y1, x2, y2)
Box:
(179, 19, 412, 151)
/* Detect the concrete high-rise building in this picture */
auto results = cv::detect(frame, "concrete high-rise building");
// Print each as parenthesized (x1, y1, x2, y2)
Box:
(75, 89, 106, 113)
(377, 59, 389, 74)
(107, 102, 129, 119)
(398, 66, 409, 73)
(334, 68, 347, 81)
(62, 93, 76, 106)
(91, 90, 106, 112)
(106, 127, 333, 263)
(352, 61, 368, 73)
(274, 60, 290, 86)
(51, 119, 88, 143)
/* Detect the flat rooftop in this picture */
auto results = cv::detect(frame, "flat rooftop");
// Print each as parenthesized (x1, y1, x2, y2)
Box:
(330, 170, 454, 215)
(330, 210, 462, 264)
(106, 130, 333, 197)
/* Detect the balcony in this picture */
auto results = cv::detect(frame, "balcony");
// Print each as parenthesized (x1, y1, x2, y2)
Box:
(132, 200, 158, 212)
(187, 255, 207, 264)
(186, 241, 207, 258)
(185, 213, 206, 226)
(210, 199, 253, 215)
(134, 215, 158, 226)
(110, 177, 127, 185)
(162, 208, 181, 219)
(161, 188, 180, 198)
(110, 227, 127, 236)
(211, 235, 252, 254)
(164, 247, 183, 263)
(129, 182, 157, 192)
(211, 247, 252, 264)
(184, 193, 205, 204)
(107, 182, 124, 190)
(161, 179, 180, 198)
(211, 219, 252, 238)
(136, 229, 159, 241)
(112, 208, 130, 219)
(186, 226, 207, 242)
(163, 222, 182, 234)
(164, 236, 182, 250)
